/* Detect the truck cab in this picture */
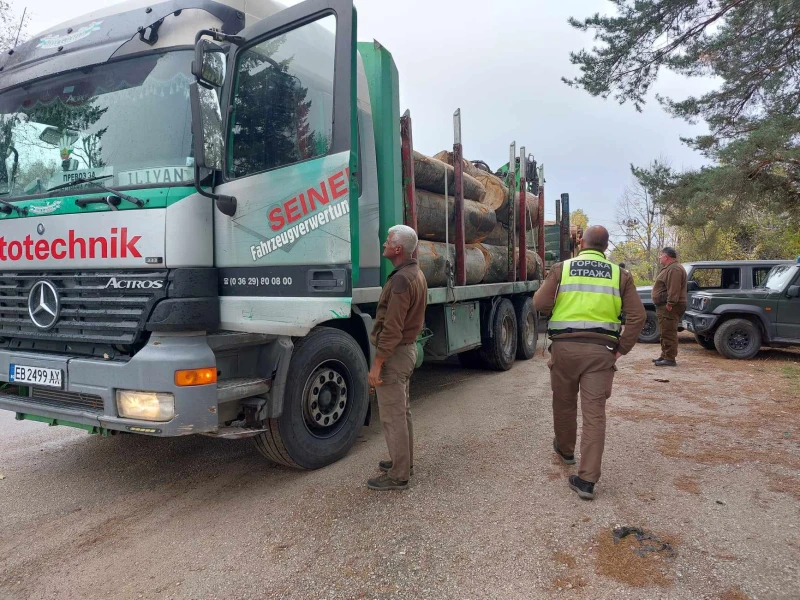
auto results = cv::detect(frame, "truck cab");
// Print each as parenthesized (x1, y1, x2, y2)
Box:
(0, 0, 541, 467)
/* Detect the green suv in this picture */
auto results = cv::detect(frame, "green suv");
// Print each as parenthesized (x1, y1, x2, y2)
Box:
(682, 262, 800, 359)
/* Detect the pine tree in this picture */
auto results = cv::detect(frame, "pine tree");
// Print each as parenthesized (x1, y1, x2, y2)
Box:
(565, 1, 800, 219)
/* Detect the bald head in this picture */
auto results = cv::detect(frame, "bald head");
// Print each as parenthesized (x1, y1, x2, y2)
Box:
(581, 225, 610, 252)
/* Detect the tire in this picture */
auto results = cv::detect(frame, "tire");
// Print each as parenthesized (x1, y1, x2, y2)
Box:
(713, 318, 762, 360)
(253, 327, 369, 469)
(638, 309, 660, 344)
(513, 296, 537, 360)
(694, 334, 716, 350)
(479, 298, 518, 371)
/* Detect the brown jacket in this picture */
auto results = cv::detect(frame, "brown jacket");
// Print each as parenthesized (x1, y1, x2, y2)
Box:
(652, 261, 687, 306)
(370, 259, 428, 360)
(533, 258, 646, 355)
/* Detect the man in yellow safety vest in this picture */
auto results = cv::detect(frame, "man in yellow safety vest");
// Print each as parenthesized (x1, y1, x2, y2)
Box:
(534, 226, 645, 500)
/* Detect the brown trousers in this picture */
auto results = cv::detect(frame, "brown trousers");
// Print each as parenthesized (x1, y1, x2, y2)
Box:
(549, 341, 617, 483)
(375, 344, 417, 482)
(656, 303, 686, 361)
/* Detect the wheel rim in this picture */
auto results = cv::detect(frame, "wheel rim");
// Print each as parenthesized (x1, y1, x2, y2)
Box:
(524, 312, 535, 347)
(501, 313, 515, 357)
(642, 314, 657, 337)
(302, 361, 351, 438)
(728, 328, 752, 352)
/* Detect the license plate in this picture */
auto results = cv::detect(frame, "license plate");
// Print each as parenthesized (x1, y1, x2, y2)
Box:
(682, 320, 694, 332)
(9, 364, 63, 388)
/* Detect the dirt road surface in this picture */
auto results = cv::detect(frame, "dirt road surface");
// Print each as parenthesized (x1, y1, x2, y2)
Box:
(1, 336, 798, 600)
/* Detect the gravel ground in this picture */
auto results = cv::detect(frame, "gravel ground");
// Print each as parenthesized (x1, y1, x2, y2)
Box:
(0, 334, 798, 600)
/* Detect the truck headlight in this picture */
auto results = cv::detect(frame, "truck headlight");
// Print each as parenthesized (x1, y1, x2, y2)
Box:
(116, 391, 175, 422)
(699, 297, 710, 311)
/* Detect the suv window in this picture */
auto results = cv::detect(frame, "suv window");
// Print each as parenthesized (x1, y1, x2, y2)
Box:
(691, 267, 740, 290)
(753, 267, 772, 287)
(227, 15, 336, 179)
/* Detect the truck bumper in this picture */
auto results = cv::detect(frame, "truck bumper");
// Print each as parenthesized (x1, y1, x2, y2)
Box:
(681, 311, 718, 335)
(0, 333, 218, 436)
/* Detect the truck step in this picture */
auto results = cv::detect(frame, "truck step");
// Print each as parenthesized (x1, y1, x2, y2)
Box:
(217, 377, 272, 403)
(201, 425, 270, 439)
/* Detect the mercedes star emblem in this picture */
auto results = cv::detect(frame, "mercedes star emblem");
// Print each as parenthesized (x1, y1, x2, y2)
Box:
(28, 280, 60, 330)
(36, 223, 45, 235)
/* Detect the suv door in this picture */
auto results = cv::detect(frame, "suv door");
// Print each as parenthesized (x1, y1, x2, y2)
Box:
(777, 268, 800, 340)
(212, 0, 357, 335)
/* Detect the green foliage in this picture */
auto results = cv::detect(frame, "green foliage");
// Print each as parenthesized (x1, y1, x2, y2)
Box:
(570, 209, 589, 230)
(565, 1, 800, 214)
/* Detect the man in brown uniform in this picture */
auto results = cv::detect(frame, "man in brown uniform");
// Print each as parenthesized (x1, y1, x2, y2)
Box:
(367, 224, 428, 491)
(652, 247, 687, 367)
(534, 226, 645, 500)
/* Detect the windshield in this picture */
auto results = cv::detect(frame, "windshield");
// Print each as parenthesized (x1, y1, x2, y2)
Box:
(0, 51, 195, 199)
(759, 265, 798, 291)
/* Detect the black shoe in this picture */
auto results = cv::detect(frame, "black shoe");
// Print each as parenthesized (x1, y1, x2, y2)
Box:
(568, 475, 595, 500)
(652, 357, 664, 363)
(379, 460, 414, 476)
(367, 473, 408, 491)
(553, 438, 576, 465)
(654, 359, 677, 367)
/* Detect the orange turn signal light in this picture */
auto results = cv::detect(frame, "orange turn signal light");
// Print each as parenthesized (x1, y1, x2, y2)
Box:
(175, 367, 217, 387)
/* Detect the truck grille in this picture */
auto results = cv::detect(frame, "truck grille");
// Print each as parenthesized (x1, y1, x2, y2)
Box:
(27, 386, 104, 412)
(0, 270, 167, 348)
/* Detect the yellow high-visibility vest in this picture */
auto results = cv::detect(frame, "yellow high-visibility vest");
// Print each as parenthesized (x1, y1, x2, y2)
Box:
(548, 249, 622, 339)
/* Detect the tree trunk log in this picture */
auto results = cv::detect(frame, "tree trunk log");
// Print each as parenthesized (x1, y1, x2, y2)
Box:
(471, 244, 542, 283)
(413, 151, 485, 201)
(418, 241, 485, 287)
(416, 189, 497, 244)
(472, 171, 509, 212)
(433, 151, 481, 177)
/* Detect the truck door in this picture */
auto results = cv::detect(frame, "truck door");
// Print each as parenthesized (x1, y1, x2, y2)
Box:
(214, 0, 357, 336)
(777, 269, 800, 340)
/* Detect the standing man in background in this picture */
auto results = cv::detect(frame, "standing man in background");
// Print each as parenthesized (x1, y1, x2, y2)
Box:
(367, 225, 428, 491)
(651, 247, 687, 367)
(534, 226, 645, 500)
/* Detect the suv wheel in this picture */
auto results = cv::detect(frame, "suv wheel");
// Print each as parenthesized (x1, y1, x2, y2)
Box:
(638, 309, 660, 343)
(713, 318, 762, 360)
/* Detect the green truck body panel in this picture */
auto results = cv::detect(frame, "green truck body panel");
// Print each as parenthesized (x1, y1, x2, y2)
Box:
(357, 40, 402, 285)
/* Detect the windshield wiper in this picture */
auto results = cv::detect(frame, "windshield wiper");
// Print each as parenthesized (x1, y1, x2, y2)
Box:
(47, 175, 146, 208)
(0, 195, 28, 216)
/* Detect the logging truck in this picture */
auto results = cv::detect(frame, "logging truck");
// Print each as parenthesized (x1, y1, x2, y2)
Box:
(0, 0, 549, 468)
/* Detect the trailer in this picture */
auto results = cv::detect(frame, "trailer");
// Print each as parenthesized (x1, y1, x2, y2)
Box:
(0, 0, 553, 468)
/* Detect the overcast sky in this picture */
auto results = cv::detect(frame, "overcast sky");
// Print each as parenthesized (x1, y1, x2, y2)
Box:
(20, 0, 713, 242)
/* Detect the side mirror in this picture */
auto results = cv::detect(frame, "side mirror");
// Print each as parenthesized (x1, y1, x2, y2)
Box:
(687, 281, 699, 292)
(191, 40, 225, 88)
(189, 82, 224, 171)
(787, 285, 800, 298)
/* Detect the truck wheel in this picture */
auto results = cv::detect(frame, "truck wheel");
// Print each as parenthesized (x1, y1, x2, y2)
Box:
(638, 310, 660, 343)
(253, 327, 369, 469)
(480, 298, 518, 371)
(713, 318, 762, 360)
(513, 296, 537, 360)
(694, 334, 716, 350)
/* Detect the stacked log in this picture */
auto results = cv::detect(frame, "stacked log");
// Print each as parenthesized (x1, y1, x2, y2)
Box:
(413, 151, 485, 201)
(416, 190, 497, 244)
(429, 151, 538, 225)
(469, 244, 542, 283)
(417, 241, 485, 286)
